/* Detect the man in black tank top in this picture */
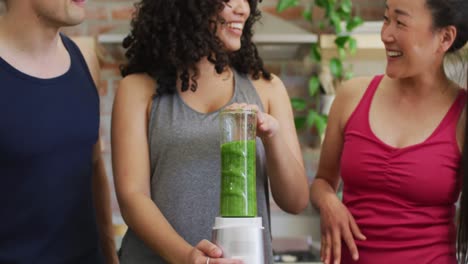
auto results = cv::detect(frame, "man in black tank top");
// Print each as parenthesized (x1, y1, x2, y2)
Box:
(0, 0, 117, 263)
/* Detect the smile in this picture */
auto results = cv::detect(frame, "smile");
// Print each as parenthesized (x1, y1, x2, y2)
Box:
(227, 22, 243, 31)
(387, 50, 403, 57)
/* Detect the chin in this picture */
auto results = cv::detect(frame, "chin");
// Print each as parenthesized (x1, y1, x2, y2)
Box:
(62, 14, 85, 26)
(229, 46, 242, 52)
(59, 20, 84, 27)
(223, 40, 242, 52)
(385, 66, 402, 79)
(385, 71, 398, 79)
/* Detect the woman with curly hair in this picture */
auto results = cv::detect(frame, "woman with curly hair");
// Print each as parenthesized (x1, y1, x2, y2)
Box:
(111, 0, 309, 263)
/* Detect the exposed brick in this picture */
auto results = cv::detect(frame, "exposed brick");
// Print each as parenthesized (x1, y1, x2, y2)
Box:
(88, 22, 118, 36)
(85, 6, 109, 20)
(262, 5, 304, 20)
(111, 6, 136, 20)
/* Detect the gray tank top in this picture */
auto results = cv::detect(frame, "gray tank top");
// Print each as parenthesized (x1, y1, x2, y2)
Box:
(119, 70, 273, 264)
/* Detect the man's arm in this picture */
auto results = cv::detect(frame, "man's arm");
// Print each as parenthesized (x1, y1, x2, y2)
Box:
(72, 36, 118, 264)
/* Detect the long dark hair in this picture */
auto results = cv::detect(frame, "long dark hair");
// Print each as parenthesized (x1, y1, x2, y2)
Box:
(120, 0, 271, 95)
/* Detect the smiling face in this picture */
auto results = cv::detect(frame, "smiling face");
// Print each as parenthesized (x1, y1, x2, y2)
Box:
(381, 0, 447, 79)
(216, 0, 250, 52)
(31, 0, 86, 27)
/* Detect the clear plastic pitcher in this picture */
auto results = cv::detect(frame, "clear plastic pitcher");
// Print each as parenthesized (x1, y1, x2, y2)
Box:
(219, 108, 257, 217)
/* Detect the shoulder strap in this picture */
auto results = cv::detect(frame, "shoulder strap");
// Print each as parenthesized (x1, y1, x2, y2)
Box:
(60, 34, 96, 88)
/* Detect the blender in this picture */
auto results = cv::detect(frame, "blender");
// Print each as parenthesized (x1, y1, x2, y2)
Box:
(211, 107, 265, 264)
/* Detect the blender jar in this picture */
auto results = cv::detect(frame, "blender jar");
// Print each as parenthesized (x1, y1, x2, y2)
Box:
(219, 108, 257, 217)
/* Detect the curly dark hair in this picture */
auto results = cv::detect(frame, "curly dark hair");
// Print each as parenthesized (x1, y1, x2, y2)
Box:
(121, 0, 271, 95)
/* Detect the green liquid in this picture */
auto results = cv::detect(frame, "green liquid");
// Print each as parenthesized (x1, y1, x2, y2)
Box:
(220, 140, 257, 217)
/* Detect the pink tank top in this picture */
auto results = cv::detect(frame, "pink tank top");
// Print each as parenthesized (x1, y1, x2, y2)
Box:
(340, 75, 466, 264)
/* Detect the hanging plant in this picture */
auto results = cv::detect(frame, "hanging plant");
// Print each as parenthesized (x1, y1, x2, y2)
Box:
(277, 0, 363, 138)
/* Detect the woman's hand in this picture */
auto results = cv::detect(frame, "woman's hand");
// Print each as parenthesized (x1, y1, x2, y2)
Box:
(319, 194, 366, 264)
(225, 103, 279, 139)
(187, 239, 243, 264)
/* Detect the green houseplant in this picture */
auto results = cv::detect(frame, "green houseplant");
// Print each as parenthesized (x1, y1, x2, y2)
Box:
(276, 0, 363, 140)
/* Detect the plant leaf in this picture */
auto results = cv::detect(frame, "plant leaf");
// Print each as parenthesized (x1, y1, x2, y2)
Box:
(319, 21, 326, 30)
(315, 114, 328, 137)
(344, 71, 354, 80)
(346, 16, 364, 32)
(348, 37, 357, 55)
(291, 98, 307, 111)
(302, 7, 313, 21)
(306, 111, 318, 128)
(315, 0, 326, 8)
(308, 76, 320, 97)
(341, 0, 352, 14)
(309, 43, 322, 62)
(276, 0, 299, 12)
(338, 47, 346, 60)
(330, 11, 342, 34)
(294, 116, 307, 130)
(329, 57, 343, 79)
(334, 36, 350, 48)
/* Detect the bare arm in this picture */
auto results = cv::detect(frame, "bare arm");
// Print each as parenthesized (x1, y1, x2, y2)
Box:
(310, 77, 370, 211)
(112, 75, 230, 264)
(309, 85, 346, 211)
(310, 78, 369, 264)
(73, 37, 117, 264)
(254, 75, 309, 214)
(92, 142, 117, 263)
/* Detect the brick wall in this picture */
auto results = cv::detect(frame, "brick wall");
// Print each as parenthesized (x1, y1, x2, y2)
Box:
(0, 0, 385, 218)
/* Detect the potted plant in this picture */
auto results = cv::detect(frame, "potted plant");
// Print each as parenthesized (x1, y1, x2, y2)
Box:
(276, 0, 363, 144)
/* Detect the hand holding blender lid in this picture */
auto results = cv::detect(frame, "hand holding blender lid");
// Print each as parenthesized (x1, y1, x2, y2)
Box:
(212, 105, 265, 263)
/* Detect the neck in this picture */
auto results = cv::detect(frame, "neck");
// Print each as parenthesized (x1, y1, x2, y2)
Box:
(396, 65, 452, 97)
(0, 9, 61, 58)
(193, 57, 232, 81)
(176, 57, 233, 92)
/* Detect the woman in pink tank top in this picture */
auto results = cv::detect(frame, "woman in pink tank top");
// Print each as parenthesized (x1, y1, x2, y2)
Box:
(310, 0, 468, 264)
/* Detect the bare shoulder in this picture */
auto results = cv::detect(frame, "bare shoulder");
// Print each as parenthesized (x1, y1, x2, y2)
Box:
(71, 36, 96, 59)
(250, 73, 284, 91)
(337, 76, 373, 99)
(334, 76, 374, 127)
(118, 73, 156, 100)
(250, 73, 287, 113)
(70, 36, 100, 83)
(115, 73, 157, 123)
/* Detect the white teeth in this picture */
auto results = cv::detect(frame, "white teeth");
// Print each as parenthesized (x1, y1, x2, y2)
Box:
(387, 51, 403, 57)
(228, 22, 243, 30)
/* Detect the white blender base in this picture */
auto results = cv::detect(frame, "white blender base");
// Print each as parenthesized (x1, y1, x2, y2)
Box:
(212, 217, 265, 264)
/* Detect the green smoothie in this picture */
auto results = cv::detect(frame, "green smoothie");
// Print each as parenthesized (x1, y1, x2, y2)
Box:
(220, 139, 257, 217)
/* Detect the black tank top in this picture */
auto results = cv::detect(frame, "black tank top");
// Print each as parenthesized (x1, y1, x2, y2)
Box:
(0, 34, 103, 264)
